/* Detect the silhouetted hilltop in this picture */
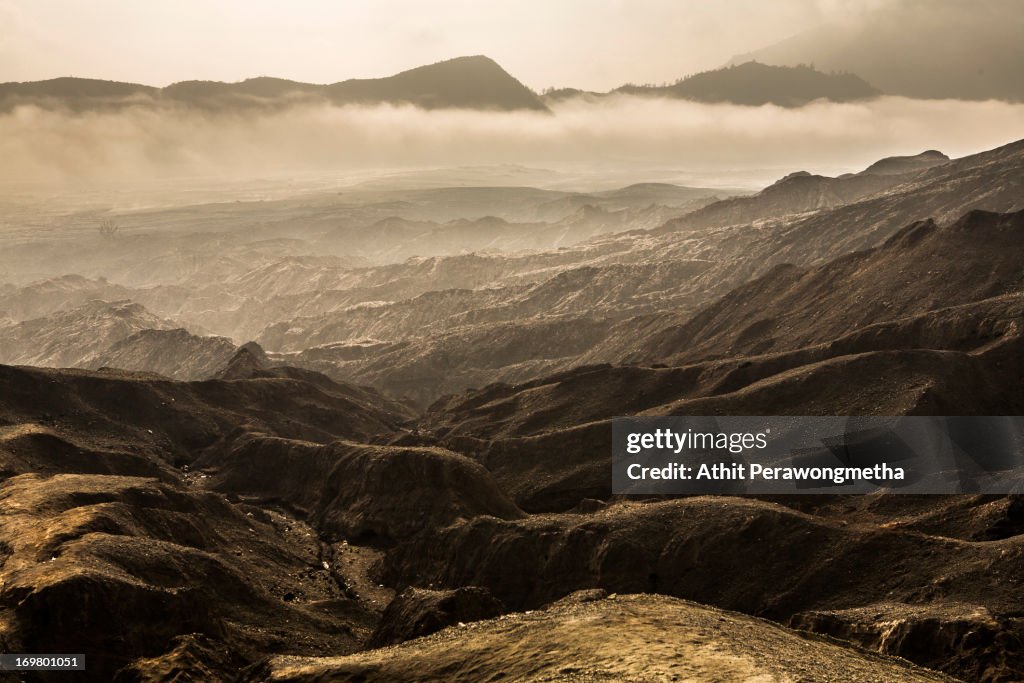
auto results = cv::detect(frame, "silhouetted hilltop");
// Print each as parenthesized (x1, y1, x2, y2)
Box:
(0, 77, 156, 111)
(159, 77, 321, 107)
(616, 61, 879, 106)
(0, 56, 547, 112)
(326, 55, 546, 111)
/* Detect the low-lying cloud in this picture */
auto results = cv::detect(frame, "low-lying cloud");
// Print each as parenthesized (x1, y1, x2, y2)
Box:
(3, 95, 1024, 187)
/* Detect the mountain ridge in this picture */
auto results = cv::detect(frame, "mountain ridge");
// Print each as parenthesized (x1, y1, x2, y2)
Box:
(615, 61, 879, 106)
(3, 133, 1024, 680)
(543, 61, 880, 106)
(0, 56, 547, 112)
(1, 57, 887, 113)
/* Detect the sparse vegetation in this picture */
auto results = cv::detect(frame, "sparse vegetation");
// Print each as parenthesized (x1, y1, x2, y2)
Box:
(98, 217, 121, 238)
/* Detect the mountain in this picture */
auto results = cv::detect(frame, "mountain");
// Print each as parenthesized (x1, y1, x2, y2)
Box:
(85, 328, 238, 380)
(615, 61, 879, 106)
(1, 58, 883, 114)
(729, 0, 1024, 101)
(655, 138, 1024, 260)
(542, 62, 880, 107)
(0, 300, 175, 368)
(0, 300, 238, 381)
(631, 209, 1024, 366)
(0, 56, 547, 112)
(0, 76, 156, 111)
(659, 149, 951, 233)
(160, 76, 322, 105)
(664, 164, 926, 231)
(411, 209, 1024, 516)
(0, 275, 134, 321)
(245, 139, 1023, 407)
(325, 56, 545, 111)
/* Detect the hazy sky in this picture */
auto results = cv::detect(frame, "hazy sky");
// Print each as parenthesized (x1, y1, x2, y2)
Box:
(1, 0, 885, 90)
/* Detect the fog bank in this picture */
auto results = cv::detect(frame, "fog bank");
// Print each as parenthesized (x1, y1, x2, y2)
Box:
(3, 95, 1024, 186)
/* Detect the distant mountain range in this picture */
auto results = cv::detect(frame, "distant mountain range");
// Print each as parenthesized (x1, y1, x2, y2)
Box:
(0, 55, 548, 113)
(546, 61, 879, 107)
(1, 57, 886, 113)
(612, 62, 879, 106)
(6, 2, 1022, 115)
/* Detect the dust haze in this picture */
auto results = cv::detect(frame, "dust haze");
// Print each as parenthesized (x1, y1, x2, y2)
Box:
(5, 95, 1024, 187)
(736, 0, 1024, 101)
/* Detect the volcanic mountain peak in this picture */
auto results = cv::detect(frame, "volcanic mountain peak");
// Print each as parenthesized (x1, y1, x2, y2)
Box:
(326, 55, 547, 111)
(380, 55, 515, 84)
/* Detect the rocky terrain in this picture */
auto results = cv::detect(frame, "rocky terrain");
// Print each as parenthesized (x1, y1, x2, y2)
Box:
(251, 593, 957, 683)
(85, 328, 238, 381)
(629, 209, 1024, 365)
(0, 300, 177, 369)
(249, 139, 1023, 405)
(2, 136, 1023, 681)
